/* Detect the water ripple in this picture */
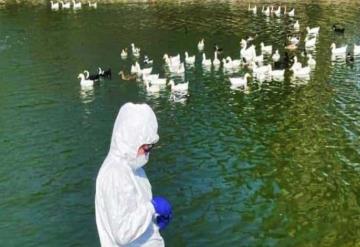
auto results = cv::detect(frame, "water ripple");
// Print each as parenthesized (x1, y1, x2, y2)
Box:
(1, 1, 360, 246)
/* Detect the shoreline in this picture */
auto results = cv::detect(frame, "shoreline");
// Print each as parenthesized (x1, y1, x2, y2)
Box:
(0, 0, 357, 7)
(0, 0, 152, 5)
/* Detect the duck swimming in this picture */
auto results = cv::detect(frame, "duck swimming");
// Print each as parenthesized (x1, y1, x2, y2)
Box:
(78, 73, 94, 87)
(121, 48, 128, 59)
(118, 71, 137, 81)
(83, 70, 100, 81)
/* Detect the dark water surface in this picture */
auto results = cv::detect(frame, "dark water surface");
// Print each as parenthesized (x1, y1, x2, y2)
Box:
(0, 1, 359, 246)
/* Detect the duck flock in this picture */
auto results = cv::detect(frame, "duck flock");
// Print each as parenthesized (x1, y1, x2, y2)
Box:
(50, 0, 97, 10)
(77, 3, 360, 101)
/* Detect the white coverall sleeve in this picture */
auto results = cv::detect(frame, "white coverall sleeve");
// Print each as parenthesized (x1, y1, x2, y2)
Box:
(103, 172, 155, 246)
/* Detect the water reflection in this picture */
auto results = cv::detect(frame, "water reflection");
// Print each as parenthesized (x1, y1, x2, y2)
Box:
(79, 86, 94, 104)
(331, 54, 346, 62)
(230, 85, 250, 94)
(290, 75, 310, 85)
(1, 1, 360, 246)
(169, 92, 188, 104)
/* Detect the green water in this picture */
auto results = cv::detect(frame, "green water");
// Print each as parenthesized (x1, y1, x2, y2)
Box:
(0, 1, 359, 246)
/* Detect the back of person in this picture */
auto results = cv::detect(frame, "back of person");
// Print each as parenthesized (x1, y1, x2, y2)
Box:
(95, 103, 165, 247)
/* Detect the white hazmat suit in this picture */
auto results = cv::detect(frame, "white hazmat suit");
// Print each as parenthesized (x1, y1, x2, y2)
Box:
(95, 103, 164, 247)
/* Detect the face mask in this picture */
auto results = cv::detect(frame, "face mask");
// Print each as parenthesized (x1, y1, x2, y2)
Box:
(129, 153, 149, 170)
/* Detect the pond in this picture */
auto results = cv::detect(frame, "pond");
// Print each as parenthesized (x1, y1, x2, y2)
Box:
(0, 1, 359, 246)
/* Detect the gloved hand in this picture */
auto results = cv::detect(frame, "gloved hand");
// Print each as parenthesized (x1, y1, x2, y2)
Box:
(151, 196, 172, 230)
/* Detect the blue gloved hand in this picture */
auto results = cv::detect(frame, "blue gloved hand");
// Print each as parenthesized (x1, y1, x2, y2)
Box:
(151, 196, 172, 230)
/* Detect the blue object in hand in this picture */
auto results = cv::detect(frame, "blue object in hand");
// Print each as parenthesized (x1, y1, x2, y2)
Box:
(151, 196, 172, 230)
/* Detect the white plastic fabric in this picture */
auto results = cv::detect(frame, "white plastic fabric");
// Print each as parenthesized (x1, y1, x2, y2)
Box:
(95, 103, 164, 247)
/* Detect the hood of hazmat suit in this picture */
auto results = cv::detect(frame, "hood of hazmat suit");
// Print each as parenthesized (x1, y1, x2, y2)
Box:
(95, 103, 164, 247)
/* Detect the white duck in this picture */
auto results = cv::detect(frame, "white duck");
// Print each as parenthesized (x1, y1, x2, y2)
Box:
(241, 45, 256, 63)
(260, 42, 272, 54)
(223, 59, 234, 71)
(143, 73, 159, 83)
(291, 66, 311, 77)
(270, 5, 275, 15)
(169, 63, 185, 74)
(78, 73, 94, 87)
(50, 1, 60, 10)
(88, 1, 97, 8)
(353, 44, 360, 55)
(274, 6, 281, 17)
(248, 4, 257, 14)
(72, 0, 81, 10)
(121, 49, 128, 59)
(132, 62, 152, 75)
(331, 43, 347, 56)
(213, 51, 221, 67)
(240, 38, 247, 48)
(98, 67, 104, 76)
(306, 26, 320, 36)
(291, 56, 302, 71)
(163, 54, 171, 66)
(288, 8, 295, 17)
(145, 80, 160, 93)
(272, 49, 280, 62)
(197, 39, 205, 51)
(131, 62, 139, 74)
(170, 54, 181, 65)
(268, 65, 285, 78)
(202, 53, 212, 67)
(305, 36, 317, 48)
(262, 6, 270, 16)
(168, 80, 188, 93)
(131, 43, 141, 57)
(229, 73, 251, 88)
(226, 56, 241, 68)
(307, 54, 316, 67)
(285, 6, 295, 17)
(294, 20, 300, 30)
(163, 54, 181, 66)
(252, 61, 270, 75)
(254, 54, 264, 64)
(60, 1, 70, 9)
(185, 51, 195, 65)
(255, 72, 271, 83)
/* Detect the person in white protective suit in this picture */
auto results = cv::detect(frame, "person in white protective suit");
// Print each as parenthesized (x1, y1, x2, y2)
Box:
(95, 103, 168, 247)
